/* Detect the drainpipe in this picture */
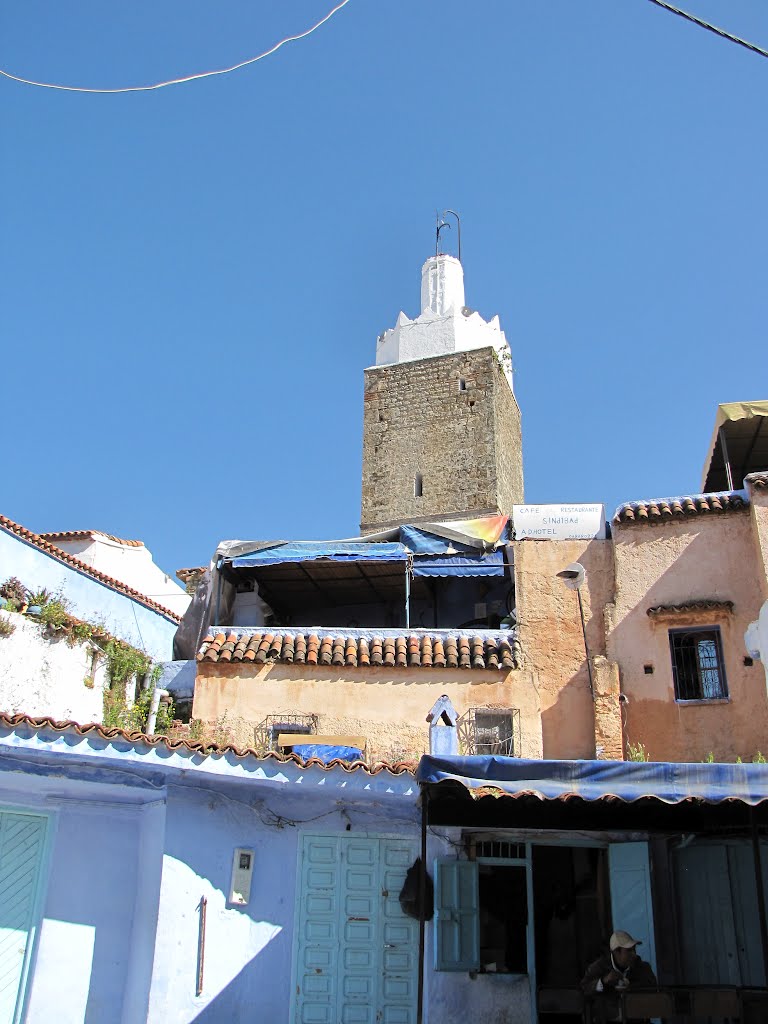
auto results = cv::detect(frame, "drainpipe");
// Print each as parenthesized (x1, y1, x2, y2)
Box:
(146, 688, 169, 736)
(405, 556, 412, 629)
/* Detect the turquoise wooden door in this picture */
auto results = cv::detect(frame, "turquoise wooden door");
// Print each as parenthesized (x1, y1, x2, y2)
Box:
(0, 812, 48, 1024)
(293, 834, 418, 1024)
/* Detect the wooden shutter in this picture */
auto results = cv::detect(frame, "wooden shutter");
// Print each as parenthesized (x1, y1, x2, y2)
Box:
(434, 860, 479, 971)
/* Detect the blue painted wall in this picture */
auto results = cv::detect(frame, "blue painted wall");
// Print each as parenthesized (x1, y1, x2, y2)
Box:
(0, 527, 177, 661)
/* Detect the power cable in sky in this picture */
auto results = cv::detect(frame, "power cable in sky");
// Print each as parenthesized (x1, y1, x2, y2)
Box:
(646, 0, 768, 60)
(0, 0, 353, 94)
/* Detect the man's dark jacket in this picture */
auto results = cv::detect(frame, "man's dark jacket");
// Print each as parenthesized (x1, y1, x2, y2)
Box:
(581, 952, 657, 994)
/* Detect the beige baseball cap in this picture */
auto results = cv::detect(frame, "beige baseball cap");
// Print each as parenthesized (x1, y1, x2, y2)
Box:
(610, 930, 642, 951)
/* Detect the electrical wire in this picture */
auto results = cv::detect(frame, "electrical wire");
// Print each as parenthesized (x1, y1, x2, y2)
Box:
(0, 0, 353, 94)
(645, 0, 768, 60)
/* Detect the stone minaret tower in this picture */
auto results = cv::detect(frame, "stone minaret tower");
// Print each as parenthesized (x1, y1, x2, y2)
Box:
(360, 253, 523, 533)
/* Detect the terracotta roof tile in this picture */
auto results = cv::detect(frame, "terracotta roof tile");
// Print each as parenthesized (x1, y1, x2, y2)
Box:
(614, 491, 748, 526)
(39, 530, 144, 548)
(176, 566, 206, 582)
(746, 472, 768, 490)
(0, 514, 180, 622)
(647, 600, 735, 618)
(197, 629, 520, 671)
(0, 712, 414, 775)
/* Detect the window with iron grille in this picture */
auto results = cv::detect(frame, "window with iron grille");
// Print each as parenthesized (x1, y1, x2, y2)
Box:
(459, 708, 520, 756)
(257, 714, 318, 751)
(669, 627, 728, 701)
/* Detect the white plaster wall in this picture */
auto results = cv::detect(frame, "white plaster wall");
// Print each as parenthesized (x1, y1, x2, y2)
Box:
(0, 613, 108, 722)
(0, 528, 177, 661)
(746, 598, 768, 693)
(375, 256, 515, 391)
(52, 537, 191, 618)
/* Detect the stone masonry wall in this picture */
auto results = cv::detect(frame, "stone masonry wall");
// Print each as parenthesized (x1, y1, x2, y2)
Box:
(360, 347, 523, 532)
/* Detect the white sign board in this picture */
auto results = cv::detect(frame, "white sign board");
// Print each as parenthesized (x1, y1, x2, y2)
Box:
(512, 504, 606, 540)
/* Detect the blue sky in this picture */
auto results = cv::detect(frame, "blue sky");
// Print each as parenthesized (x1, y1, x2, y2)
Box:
(2, 1, 766, 576)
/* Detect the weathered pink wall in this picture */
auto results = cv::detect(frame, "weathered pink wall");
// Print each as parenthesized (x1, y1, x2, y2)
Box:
(193, 662, 543, 763)
(609, 509, 767, 762)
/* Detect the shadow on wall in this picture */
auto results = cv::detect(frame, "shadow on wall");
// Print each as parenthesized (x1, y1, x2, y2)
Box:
(151, 788, 297, 1024)
(535, 539, 610, 760)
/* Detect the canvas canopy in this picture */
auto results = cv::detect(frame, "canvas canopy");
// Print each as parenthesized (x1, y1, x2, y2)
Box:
(702, 400, 768, 493)
(412, 551, 505, 577)
(230, 541, 408, 568)
(417, 754, 768, 806)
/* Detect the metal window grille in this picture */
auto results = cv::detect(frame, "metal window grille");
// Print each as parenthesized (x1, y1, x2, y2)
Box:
(458, 708, 520, 757)
(256, 713, 318, 751)
(669, 628, 727, 701)
(475, 840, 525, 860)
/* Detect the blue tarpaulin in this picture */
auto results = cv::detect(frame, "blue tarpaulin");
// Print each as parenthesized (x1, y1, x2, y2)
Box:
(416, 755, 768, 805)
(412, 550, 505, 578)
(230, 542, 408, 568)
(293, 744, 364, 763)
(399, 525, 474, 555)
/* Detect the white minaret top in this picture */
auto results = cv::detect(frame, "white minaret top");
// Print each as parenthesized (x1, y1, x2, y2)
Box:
(421, 254, 465, 315)
(374, 254, 514, 391)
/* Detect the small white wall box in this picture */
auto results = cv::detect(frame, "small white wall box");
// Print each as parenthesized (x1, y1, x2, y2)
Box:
(228, 848, 255, 905)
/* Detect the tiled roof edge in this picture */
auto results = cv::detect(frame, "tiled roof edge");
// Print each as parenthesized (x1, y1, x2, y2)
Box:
(176, 566, 206, 581)
(0, 515, 180, 623)
(39, 530, 144, 547)
(614, 490, 748, 526)
(745, 472, 768, 490)
(0, 712, 415, 776)
(647, 600, 734, 618)
(197, 629, 520, 671)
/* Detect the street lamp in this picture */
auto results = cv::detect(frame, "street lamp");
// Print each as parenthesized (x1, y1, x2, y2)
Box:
(556, 562, 594, 697)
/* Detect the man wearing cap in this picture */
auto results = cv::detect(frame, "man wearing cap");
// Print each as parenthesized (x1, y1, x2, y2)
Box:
(581, 930, 657, 994)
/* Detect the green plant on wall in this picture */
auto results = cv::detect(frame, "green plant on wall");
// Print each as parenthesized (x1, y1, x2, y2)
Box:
(104, 638, 152, 686)
(39, 598, 71, 631)
(26, 587, 52, 609)
(626, 741, 649, 762)
(103, 682, 175, 734)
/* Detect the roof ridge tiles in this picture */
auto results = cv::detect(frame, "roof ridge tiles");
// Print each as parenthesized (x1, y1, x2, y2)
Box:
(195, 628, 519, 671)
(614, 490, 748, 526)
(0, 514, 180, 622)
(39, 530, 145, 548)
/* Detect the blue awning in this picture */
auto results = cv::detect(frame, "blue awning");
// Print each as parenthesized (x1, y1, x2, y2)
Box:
(416, 755, 768, 805)
(412, 550, 506, 578)
(230, 541, 409, 568)
(399, 525, 474, 555)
